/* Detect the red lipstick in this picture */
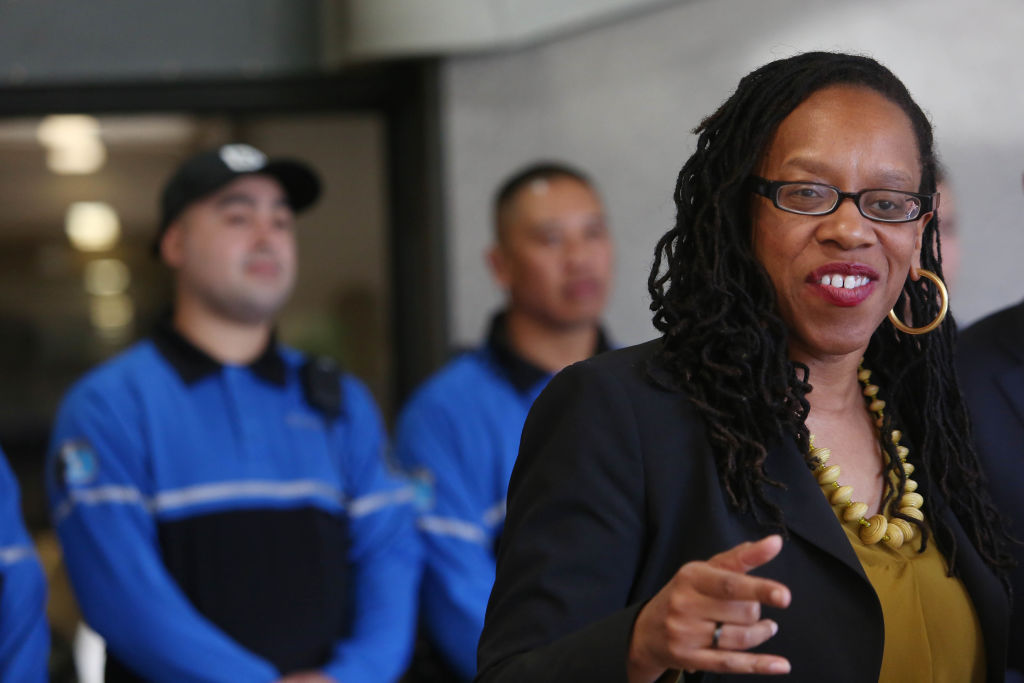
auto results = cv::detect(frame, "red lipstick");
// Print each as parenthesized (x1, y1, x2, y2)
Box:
(806, 263, 879, 307)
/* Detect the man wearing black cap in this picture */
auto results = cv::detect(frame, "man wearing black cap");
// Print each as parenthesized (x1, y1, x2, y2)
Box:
(46, 144, 421, 682)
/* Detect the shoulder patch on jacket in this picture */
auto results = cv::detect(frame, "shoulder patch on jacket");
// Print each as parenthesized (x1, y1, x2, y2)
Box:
(57, 439, 99, 487)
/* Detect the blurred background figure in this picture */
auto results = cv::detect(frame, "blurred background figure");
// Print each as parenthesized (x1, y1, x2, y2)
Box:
(958, 295, 1024, 683)
(46, 145, 420, 682)
(394, 162, 613, 681)
(0, 444, 48, 682)
(955, 169, 1024, 683)
(935, 167, 961, 289)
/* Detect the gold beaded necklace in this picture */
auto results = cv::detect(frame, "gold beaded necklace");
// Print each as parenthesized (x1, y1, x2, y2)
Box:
(807, 363, 924, 549)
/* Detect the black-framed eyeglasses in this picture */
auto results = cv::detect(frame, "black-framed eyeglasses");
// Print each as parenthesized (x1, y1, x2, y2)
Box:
(749, 176, 937, 223)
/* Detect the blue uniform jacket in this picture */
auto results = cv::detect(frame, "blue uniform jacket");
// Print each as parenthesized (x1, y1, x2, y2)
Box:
(393, 313, 608, 680)
(47, 323, 421, 683)
(0, 448, 49, 682)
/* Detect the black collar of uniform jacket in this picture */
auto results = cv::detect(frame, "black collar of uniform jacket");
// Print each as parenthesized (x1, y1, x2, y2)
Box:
(486, 311, 611, 394)
(151, 316, 287, 386)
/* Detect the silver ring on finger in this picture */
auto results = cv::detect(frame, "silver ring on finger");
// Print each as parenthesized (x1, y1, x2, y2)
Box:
(711, 621, 724, 649)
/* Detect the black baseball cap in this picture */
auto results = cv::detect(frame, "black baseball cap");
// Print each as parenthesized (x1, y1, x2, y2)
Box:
(156, 143, 321, 248)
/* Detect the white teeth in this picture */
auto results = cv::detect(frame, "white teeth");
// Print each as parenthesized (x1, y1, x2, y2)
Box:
(820, 273, 869, 288)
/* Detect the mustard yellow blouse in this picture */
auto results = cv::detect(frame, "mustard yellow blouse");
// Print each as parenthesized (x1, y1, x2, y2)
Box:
(837, 515, 986, 682)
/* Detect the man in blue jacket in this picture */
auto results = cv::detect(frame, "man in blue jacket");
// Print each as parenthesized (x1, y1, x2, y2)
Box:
(394, 162, 614, 680)
(48, 144, 420, 683)
(0, 446, 48, 681)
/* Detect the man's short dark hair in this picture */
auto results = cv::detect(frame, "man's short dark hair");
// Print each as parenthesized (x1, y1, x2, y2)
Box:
(492, 162, 595, 240)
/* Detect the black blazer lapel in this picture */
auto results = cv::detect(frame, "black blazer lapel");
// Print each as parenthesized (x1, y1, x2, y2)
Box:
(761, 438, 868, 580)
(764, 440, 1008, 679)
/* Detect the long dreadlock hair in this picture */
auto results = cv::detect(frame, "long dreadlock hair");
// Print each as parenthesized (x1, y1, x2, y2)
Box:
(648, 51, 1012, 585)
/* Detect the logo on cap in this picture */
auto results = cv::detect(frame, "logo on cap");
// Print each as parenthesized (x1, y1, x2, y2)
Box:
(219, 144, 267, 173)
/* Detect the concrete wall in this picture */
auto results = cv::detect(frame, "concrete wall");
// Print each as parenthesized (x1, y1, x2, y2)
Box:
(327, 0, 675, 61)
(441, 0, 1024, 347)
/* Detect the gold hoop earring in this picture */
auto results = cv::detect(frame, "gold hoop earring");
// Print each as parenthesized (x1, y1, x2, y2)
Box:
(887, 269, 948, 335)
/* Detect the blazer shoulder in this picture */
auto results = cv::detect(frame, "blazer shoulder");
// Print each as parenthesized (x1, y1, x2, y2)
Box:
(540, 338, 701, 444)
(569, 338, 673, 394)
(959, 299, 1024, 372)
(960, 299, 1024, 349)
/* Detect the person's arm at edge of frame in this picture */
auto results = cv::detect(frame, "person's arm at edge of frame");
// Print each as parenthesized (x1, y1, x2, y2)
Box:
(321, 376, 422, 683)
(0, 450, 49, 683)
(393, 394, 495, 681)
(46, 382, 279, 683)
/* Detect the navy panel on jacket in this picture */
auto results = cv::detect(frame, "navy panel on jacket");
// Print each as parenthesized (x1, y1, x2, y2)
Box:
(159, 507, 352, 671)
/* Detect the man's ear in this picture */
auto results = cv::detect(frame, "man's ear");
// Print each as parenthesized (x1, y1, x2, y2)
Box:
(160, 222, 185, 269)
(487, 244, 512, 291)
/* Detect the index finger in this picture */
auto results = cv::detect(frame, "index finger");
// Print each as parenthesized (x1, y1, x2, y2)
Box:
(708, 535, 783, 573)
(689, 563, 790, 609)
(706, 535, 790, 607)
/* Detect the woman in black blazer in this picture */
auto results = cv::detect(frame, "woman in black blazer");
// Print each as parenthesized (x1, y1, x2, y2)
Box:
(475, 53, 1013, 682)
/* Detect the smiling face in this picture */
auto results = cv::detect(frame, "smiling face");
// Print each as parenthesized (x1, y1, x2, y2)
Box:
(489, 175, 613, 330)
(160, 174, 297, 325)
(752, 85, 931, 362)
